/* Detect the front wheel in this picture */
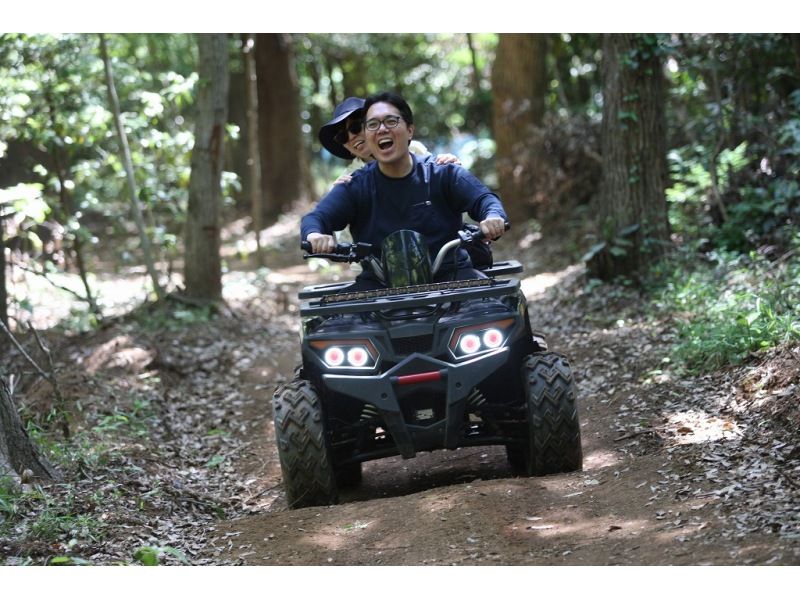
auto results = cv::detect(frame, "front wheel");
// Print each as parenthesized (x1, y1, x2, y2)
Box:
(521, 352, 583, 476)
(273, 379, 338, 508)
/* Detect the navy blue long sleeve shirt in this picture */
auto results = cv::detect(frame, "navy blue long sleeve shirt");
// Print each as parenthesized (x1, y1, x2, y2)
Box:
(301, 154, 507, 272)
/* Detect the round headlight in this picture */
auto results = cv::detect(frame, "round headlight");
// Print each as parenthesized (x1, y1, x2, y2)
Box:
(459, 334, 481, 355)
(483, 328, 504, 349)
(324, 347, 345, 367)
(347, 347, 369, 367)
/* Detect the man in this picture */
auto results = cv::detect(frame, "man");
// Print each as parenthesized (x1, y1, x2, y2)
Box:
(318, 96, 459, 186)
(302, 91, 507, 289)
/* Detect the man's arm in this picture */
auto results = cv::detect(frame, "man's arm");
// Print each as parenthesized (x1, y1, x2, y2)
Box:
(446, 165, 508, 239)
(300, 183, 358, 251)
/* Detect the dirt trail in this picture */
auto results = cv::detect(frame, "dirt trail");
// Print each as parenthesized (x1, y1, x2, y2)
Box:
(205, 242, 800, 566)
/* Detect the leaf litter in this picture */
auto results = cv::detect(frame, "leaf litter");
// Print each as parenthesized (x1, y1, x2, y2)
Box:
(2, 228, 798, 564)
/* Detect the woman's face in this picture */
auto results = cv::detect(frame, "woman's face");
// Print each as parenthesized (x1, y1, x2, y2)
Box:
(340, 116, 373, 162)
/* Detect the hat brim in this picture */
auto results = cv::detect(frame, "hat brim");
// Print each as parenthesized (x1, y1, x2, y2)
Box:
(318, 109, 362, 160)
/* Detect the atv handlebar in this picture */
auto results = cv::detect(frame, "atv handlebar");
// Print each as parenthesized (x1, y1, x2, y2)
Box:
(430, 221, 510, 275)
(300, 240, 373, 263)
(301, 221, 510, 271)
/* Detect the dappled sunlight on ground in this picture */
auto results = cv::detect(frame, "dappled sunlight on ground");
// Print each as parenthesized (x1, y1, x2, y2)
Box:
(83, 334, 154, 374)
(504, 513, 653, 541)
(301, 519, 378, 552)
(9, 268, 159, 330)
(520, 264, 582, 299)
(660, 409, 743, 445)
(583, 447, 624, 470)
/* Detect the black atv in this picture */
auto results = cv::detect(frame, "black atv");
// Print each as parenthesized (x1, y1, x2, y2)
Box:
(273, 226, 582, 508)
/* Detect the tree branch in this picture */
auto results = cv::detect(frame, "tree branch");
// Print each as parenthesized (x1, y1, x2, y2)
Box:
(0, 321, 70, 439)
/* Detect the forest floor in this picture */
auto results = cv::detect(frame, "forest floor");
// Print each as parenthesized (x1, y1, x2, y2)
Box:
(1, 213, 799, 571)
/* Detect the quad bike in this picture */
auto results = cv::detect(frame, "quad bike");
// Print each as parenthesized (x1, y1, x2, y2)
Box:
(273, 225, 582, 508)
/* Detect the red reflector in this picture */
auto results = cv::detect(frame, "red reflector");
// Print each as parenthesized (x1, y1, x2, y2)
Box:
(393, 370, 443, 386)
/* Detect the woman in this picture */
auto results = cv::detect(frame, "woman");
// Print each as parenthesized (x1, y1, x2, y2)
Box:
(303, 91, 506, 290)
(318, 97, 459, 186)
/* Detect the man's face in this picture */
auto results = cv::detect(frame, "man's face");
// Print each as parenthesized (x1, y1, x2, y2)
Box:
(364, 102, 414, 165)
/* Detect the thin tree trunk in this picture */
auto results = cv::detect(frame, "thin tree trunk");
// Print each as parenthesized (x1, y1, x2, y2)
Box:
(466, 33, 482, 96)
(788, 34, 800, 78)
(0, 207, 7, 330)
(99, 33, 165, 301)
(184, 33, 229, 302)
(242, 33, 264, 266)
(0, 376, 61, 485)
(706, 39, 729, 224)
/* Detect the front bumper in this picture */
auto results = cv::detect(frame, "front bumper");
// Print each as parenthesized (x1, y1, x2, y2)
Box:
(322, 348, 510, 458)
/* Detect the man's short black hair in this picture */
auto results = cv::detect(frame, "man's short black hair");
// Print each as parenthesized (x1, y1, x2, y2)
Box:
(364, 91, 414, 126)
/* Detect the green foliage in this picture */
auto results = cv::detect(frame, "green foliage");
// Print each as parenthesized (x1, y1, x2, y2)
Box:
(47, 555, 91, 566)
(133, 545, 189, 566)
(93, 399, 154, 438)
(0, 477, 20, 520)
(547, 34, 603, 118)
(665, 34, 800, 254)
(31, 510, 104, 542)
(294, 33, 498, 160)
(582, 223, 640, 262)
(27, 424, 107, 470)
(133, 302, 215, 332)
(0, 33, 199, 272)
(649, 243, 800, 372)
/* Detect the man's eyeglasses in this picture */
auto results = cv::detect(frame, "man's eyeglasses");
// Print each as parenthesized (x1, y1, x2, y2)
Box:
(334, 119, 364, 145)
(364, 115, 403, 132)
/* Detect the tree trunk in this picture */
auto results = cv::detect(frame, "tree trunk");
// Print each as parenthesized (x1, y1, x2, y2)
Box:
(184, 33, 229, 303)
(491, 33, 548, 223)
(588, 34, 671, 281)
(0, 208, 7, 331)
(788, 34, 800, 78)
(99, 33, 165, 301)
(242, 33, 264, 266)
(466, 33, 482, 97)
(255, 33, 309, 221)
(0, 377, 60, 485)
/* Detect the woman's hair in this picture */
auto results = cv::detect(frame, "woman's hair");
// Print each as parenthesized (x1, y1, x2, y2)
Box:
(363, 91, 414, 126)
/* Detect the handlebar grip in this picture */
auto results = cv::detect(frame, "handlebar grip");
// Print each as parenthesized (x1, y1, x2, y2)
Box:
(472, 220, 511, 241)
(301, 241, 312, 252)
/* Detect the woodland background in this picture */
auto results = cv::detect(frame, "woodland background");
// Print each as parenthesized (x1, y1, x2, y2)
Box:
(0, 32, 798, 566)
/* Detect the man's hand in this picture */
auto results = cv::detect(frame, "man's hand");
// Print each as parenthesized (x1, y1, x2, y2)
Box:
(479, 217, 506, 240)
(306, 232, 336, 253)
(434, 153, 461, 165)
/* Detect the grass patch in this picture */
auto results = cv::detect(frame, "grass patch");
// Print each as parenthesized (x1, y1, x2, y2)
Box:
(648, 245, 800, 372)
(30, 509, 105, 542)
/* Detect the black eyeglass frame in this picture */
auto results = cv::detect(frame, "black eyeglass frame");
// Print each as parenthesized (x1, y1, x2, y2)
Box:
(364, 115, 403, 132)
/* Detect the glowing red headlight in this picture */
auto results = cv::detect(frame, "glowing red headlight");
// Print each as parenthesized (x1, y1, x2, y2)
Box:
(483, 329, 504, 349)
(323, 347, 345, 367)
(347, 347, 369, 367)
(459, 334, 481, 355)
